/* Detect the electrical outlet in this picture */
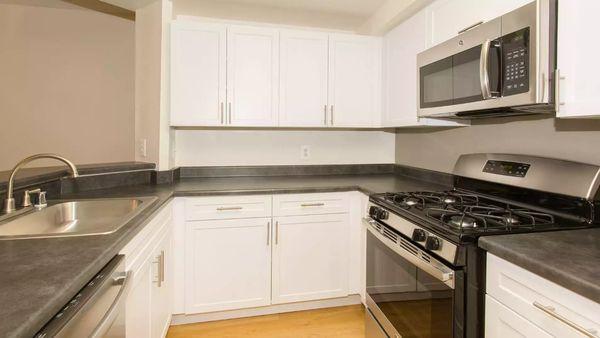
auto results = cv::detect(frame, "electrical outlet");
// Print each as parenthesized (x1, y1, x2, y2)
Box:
(138, 138, 147, 158)
(300, 145, 310, 160)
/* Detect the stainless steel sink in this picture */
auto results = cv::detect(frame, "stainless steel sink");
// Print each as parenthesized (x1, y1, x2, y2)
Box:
(0, 197, 158, 240)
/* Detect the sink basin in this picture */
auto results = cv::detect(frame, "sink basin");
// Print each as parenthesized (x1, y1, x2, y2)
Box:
(0, 197, 158, 240)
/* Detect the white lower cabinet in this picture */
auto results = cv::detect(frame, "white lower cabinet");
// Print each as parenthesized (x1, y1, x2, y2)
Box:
(123, 204, 173, 338)
(176, 193, 358, 318)
(485, 254, 600, 338)
(272, 214, 349, 304)
(184, 218, 272, 314)
(486, 295, 552, 338)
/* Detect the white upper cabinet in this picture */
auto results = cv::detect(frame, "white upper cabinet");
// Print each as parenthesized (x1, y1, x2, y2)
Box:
(279, 30, 329, 127)
(426, 0, 534, 48)
(382, 9, 466, 128)
(329, 34, 381, 127)
(227, 25, 279, 126)
(170, 22, 226, 126)
(556, 1, 600, 118)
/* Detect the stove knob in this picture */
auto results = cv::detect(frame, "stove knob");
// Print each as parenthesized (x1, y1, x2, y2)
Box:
(411, 229, 427, 242)
(376, 209, 389, 220)
(425, 236, 442, 251)
(368, 206, 379, 218)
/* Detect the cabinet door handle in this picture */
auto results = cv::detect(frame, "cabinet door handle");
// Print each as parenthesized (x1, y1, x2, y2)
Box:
(153, 253, 163, 287)
(323, 105, 327, 125)
(275, 221, 279, 245)
(267, 221, 271, 246)
(228, 102, 232, 124)
(216, 206, 243, 211)
(533, 301, 598, 337)
(555, 69, 565, 114)
(220, 102, 224, 124)
(160, 250, 165, 284)
(458, 20, 484, 34)
(301, 203, 325, 207)
(330, 105, 334, 125)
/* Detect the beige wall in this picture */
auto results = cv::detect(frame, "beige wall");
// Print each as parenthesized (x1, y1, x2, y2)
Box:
(395, 116, 600, 173)
(0, 1, 135, 171)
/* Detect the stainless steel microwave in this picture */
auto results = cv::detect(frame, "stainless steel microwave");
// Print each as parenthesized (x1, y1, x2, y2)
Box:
(417, 0, 557, 119)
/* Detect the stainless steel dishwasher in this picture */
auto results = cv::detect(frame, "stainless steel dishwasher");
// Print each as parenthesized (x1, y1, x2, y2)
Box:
(35, 255, 132, 338)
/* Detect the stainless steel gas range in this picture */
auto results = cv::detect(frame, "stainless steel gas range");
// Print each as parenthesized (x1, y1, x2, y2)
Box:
(364, 153, 600, 338)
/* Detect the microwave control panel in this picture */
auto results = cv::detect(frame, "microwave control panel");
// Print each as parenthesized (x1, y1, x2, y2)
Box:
(483, 160, 531, 177)
(502, 27, 530, 96)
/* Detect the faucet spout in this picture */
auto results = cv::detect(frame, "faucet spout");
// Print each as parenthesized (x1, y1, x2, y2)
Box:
(3, 154, 79, 214)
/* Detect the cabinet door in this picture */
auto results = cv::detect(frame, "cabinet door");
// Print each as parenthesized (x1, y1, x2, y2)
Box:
(485, 295, 552, 338)
(170, 21, 226, 126)
(227, 25, 279, 126)
(150, 228, 172, 338)
(279, 30, 329, 127)
(426, 0, 533, 48)
(556, 1, 600, 118)
(272, 214, 349, 304)
(185, 218, 272, 314)
(126, 259, 151, 338)
(328, 34, 381, 127)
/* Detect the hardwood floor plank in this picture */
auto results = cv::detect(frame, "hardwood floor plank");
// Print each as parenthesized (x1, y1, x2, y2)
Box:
(167, 305, 366, 338)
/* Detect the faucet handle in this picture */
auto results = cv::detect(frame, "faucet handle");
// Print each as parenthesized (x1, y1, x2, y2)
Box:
(22, 188, 41, 208)
(35, 192, 47, 209)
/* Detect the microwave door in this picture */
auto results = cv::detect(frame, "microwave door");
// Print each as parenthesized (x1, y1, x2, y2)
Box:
(452, 41, 501, 105)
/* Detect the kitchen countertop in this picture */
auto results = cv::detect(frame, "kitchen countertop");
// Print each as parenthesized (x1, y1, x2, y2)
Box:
(479, 228, 600, 303)
(0, 173, 449, 337)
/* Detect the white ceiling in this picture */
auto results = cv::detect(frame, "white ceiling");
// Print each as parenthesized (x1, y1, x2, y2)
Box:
(215, 0, 389, 18)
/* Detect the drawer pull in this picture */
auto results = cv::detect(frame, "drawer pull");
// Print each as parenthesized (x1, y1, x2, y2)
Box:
(533, 301, 598, 337)
(216, 206, 243, 211)
(300, 203, 325, 207)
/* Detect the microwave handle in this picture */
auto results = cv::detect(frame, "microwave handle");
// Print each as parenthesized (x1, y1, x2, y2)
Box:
(480, 39, 493, 99)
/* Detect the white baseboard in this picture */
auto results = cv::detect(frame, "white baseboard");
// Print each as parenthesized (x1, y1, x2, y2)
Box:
(170, 294, 363, 326)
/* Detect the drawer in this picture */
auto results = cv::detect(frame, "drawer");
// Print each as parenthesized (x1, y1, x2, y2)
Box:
(486, 254, 600, 338)
(184, 195, 272, 220)
(485, 295, 551, 338)
(273, 192, 349, 216)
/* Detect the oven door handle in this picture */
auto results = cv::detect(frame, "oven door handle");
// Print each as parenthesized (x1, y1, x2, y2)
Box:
(365, 219, 455, 289)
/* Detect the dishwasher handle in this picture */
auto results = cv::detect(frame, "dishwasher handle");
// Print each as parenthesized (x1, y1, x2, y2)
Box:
(90, 270, 133, 338)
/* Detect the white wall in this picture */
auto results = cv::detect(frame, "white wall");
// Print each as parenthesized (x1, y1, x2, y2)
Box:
(0, 1, 135, 171)
(175, 130, 396, 166)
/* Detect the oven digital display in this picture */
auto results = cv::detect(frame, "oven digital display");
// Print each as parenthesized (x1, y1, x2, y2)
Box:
(483, 160, 530, 177)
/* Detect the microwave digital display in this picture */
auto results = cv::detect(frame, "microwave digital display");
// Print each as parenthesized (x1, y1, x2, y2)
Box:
(502, 27, 530, 96)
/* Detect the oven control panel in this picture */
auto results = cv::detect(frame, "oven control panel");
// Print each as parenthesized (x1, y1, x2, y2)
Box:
(502, 27, 530, 96)
(483, 160, 531, 177)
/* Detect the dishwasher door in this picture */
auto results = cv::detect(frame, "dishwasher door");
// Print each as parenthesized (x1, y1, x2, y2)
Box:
(35, 255, 132, 338)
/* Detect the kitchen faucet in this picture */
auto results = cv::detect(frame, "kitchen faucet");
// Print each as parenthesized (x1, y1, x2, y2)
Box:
(3, 154, 79, 214)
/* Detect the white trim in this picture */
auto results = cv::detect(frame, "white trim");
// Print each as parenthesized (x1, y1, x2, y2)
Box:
(170, 294, 362, 326)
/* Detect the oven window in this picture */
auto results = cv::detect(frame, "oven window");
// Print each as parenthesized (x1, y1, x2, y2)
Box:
(367, 230, 454, 338)
(420, 56, 453, 108)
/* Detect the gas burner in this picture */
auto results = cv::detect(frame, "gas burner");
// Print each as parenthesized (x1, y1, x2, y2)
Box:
(442, 196, 457, 204)
(403, 197, 420, 206)
(502, 215, 521, 225)
(449, 215, 478, 228)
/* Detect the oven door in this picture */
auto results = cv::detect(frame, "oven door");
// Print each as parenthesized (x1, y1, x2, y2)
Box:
(365, 218, 463, 338)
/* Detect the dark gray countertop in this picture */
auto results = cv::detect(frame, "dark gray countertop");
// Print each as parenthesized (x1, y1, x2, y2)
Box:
(479, 228, 600, 303)
(0, 162, 155, 194)
(0, 173, 448, 337)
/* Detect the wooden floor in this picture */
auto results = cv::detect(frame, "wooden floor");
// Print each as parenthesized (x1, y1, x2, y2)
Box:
(166, 305, 366, 338)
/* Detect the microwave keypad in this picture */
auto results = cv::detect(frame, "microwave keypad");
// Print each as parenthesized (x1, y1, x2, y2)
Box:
(502, 28, 529, 96)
